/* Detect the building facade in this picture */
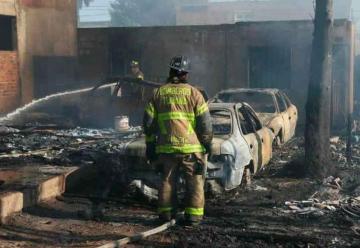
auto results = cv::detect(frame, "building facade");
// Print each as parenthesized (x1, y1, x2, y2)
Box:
(0, 0, 77, 114)
(0, 1, 356, 131)
(78, 20, 355, 129)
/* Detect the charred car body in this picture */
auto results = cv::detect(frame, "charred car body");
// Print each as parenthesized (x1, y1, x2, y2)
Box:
(0, 80, 274, 192)
(212, 88, 298, 145)
(124, 102, 273, 191)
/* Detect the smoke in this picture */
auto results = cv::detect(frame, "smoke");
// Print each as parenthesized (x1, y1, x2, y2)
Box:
(79, 0, 354, 28)
(0, 84, 118, 128)
(110, 0, 177, 27)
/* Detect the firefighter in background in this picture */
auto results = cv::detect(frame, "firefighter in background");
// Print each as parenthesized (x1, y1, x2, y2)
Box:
(130, 60, 144, 80)
(121, 60, 145, 125)
(129, 60, 145, 100)
(143, 56, 213, 225)
(121, 60, 144, 97)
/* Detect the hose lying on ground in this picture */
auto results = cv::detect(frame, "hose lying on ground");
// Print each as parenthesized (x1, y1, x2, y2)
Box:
(97, 219, 176, 248)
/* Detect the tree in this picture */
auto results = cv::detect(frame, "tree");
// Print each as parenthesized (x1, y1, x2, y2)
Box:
(110, 0, 177, 27)
(305, 0, 334, 178)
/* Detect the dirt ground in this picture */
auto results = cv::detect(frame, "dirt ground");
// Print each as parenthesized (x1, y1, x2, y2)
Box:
(1, 136, 360, 247)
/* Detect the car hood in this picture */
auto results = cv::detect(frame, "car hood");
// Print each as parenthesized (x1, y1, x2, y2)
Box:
(125, 136, 228, 157)
(257, 113, 276, 125)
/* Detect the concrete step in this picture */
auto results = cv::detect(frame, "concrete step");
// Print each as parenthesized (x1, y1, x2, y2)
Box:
(0, 165, 78, 224)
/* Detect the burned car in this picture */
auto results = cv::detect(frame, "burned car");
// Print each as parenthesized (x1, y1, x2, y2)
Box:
(124, 102, 273, 191)
(212, 88, 298, 145)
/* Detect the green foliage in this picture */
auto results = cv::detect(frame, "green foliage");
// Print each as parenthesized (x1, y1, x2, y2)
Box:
(110, 0, 177, 27)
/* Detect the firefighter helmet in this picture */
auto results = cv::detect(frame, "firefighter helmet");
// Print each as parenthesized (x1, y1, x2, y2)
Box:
(130, 60, 140, 67)
(169, 56, 191, 73)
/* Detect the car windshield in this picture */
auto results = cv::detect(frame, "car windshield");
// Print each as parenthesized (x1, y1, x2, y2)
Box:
(210, 110, 232, 135)
(217, 91, 276, 113)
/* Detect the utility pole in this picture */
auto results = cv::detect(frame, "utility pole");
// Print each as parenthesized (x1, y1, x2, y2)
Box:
(305, 0, 334, 178)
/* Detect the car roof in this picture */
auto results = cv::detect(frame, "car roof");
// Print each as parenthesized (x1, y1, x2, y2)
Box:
(209, 102, 240, 109)
(216, 88, 280, 95)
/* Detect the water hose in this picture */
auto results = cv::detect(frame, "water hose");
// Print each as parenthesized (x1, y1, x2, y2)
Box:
(97, 219, 176, 248)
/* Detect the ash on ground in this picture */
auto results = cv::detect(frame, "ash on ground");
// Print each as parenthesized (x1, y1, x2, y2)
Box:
(1, 127, 360, 247)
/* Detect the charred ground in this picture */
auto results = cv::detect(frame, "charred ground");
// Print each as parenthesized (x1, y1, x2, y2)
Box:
(0, 127, 360, 247)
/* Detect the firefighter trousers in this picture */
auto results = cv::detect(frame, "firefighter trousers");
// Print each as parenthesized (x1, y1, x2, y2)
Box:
(157, 153, 206, 223)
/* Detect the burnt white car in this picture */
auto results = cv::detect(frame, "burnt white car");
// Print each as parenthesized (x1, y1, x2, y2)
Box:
(124, 102, 274, 191)
(213, 89, 298, 146)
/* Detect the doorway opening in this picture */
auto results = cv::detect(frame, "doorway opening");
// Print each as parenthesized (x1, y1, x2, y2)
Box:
(0, 15, 17, 51)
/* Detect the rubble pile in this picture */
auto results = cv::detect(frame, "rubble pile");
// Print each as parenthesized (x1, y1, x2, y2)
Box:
(283, 192, 360, 221)
(280, 166, 360, 226)
(329, 133, 360, 167)
(0, 126, 142, 168)
(283, 199, 338, 216)
(269, 135, 360, 170)
(0, 125, 20, 134)
(282, 176, 343, 216)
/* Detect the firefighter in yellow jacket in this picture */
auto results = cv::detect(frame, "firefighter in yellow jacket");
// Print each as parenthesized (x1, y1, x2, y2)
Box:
(143, 56, 213, 225)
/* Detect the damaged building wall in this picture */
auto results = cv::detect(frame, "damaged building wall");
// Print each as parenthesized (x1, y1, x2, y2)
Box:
(0, 0, 18, 114)
(16, 0, 78, 102)
(0, 51, 20, 113)
(79, 26, 229, 96)
(77, 29, 109, 85)
(78, 20, 355, 129)
(225, 20, 354, 129)
(0, 0, 78, 113)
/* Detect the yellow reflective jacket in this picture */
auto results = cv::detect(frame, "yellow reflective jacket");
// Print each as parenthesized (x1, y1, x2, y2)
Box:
(143, 80, 213, 154)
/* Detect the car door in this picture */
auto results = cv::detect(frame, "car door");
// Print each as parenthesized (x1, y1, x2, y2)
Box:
(242, 104, 272, 168)
(236, 105, 262, 173)
(244, 105, 274, 166)
(281, 91, 298, 137)
(274, 92, 291, 143)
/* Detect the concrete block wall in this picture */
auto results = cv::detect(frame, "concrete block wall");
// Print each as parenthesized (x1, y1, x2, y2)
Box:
(0, 51, 19, 113)
(78, 20, 354, 129)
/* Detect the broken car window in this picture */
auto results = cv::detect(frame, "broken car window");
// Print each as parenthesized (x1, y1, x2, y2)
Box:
(281, 92, 293, 107)
(217, 92, 276, 113)
(210, 110, 232, 135)
(275, 93, 288, 112)
(240, 106, 262, 133)
(237, 109, 254, 135)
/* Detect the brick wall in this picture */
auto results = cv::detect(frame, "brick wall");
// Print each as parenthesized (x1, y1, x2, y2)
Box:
(0, 51, 20, 113)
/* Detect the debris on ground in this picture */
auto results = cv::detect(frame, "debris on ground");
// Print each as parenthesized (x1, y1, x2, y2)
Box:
(282, 176, 342, 216)
(0, 126, 19, 134)
(330, 136, 340, 144)
(341, 197, 360, 219)
(0, 126, 142, 167)
(0, 131, 360, 247)
(323, 176, 342, 190)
